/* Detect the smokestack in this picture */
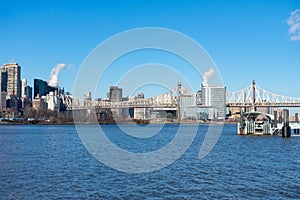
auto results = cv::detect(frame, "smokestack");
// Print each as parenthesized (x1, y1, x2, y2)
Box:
(48, 63, 67, 87)
(202, 69, 214, 86)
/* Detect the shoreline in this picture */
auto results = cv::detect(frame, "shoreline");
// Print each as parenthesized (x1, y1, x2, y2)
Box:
(0, 120, 238, 125)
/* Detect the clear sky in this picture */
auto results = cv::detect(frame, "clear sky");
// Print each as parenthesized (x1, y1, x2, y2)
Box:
(1, 0, 299, 98)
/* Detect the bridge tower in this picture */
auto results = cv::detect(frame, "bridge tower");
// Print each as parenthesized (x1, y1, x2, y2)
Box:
(251, 80, 256, 112)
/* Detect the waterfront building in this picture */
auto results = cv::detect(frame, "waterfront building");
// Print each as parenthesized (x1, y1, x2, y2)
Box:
(21, 79, 32, 100)
(0, 91, 6, 110)
(0, 68, 7, 110)
(34, 78, 55, 98)
(25, 86, 33, 101)
(180, 93, 197, 119)
(21, 79, 27, 98)
(0, 63, 21, 98)
(201, 84, 226, 120)
(179, 92, 208, 120)
(45, 91, 60, 112)
(109, 86, 123, 118)
(196, 91, 202, 105)
(34, 79, 47, 98)
(109, 86, 122, 102)
(0, 63, 21, 110)
(21, 79, 33, 108)
(0, 69, 7, 93)
(32, 95, 47, 111)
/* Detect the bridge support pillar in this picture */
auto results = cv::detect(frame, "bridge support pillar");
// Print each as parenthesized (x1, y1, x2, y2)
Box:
(282, 109, 291, 137)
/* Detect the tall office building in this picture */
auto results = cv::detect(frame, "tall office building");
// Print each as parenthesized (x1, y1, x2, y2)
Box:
(25, 86, 33, 101)
(180, 93, 197, 119)
(34, 78, 55, 98)
(21, 78, 27, 98)
(109, 86, 123, 118)
(21, 78, 32, 100)
(20, 78, 33, 108)
(0, 63, 21, 98)
(34, 79, 47, 98)
(0, 91, 6, 110)
(201, 84, 226, 120)
(0, 70, 7, 110)
(0, 63, 21, 110)
(109, 86, 122, 102)
(0, 70, 7, 92)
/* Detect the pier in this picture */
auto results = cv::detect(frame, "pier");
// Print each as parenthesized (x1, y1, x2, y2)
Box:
(231, 81, 300, 137)
(237, 106, 300, 137)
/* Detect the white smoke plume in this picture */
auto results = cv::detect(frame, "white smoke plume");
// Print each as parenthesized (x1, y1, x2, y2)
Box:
(202, 68, 214, 86)
(48, 63, 67, 87)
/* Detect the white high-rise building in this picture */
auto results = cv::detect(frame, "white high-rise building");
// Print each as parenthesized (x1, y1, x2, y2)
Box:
(201, 84, 226, 120)
(0, 63, 21, 98)
(45, 91, 60, 112)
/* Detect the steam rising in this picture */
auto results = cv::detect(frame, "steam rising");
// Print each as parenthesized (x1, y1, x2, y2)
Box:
(202, 69, 214, 86)
(48, 63, 67, 87)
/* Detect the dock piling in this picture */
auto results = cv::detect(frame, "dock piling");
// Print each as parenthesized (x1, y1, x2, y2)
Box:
(279, 112, 282, 124)
(295, 113, 299, 134)
(274, 111, 277, 128)
(282, 109, 291, 137)
(239, 108, 244, 134)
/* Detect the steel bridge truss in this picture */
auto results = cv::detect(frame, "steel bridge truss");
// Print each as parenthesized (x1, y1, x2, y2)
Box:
(227, 84, 300, 107)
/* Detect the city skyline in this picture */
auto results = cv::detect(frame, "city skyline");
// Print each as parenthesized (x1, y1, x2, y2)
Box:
(1, 1, 300, 98)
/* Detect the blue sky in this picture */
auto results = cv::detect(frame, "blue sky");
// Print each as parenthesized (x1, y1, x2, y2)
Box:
(0, 0, 299, 98)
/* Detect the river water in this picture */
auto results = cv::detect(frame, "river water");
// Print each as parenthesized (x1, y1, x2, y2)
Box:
(0, 124, 299, 199)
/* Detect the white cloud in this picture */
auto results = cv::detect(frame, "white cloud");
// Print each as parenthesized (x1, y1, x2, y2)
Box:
(291, 35, 300, 41)
(287, 9, 300, 41)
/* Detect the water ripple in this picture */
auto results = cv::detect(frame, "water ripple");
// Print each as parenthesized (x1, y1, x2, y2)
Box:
(1, 124, 300, 199)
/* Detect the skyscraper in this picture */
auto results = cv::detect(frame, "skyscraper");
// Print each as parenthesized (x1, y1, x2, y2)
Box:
(0, 63, 21, 98)
(0, 70, 7, 92)
(25, 86, 33, 101)
(109, 86, 122, 118)
(21, 78, 27, 98)
(34, 79, 46, 98)
(0, 91, 6, 110)
(109, 86, 122, 102)
(201, 84, 226, 120)
(34, 78, 55, 98)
